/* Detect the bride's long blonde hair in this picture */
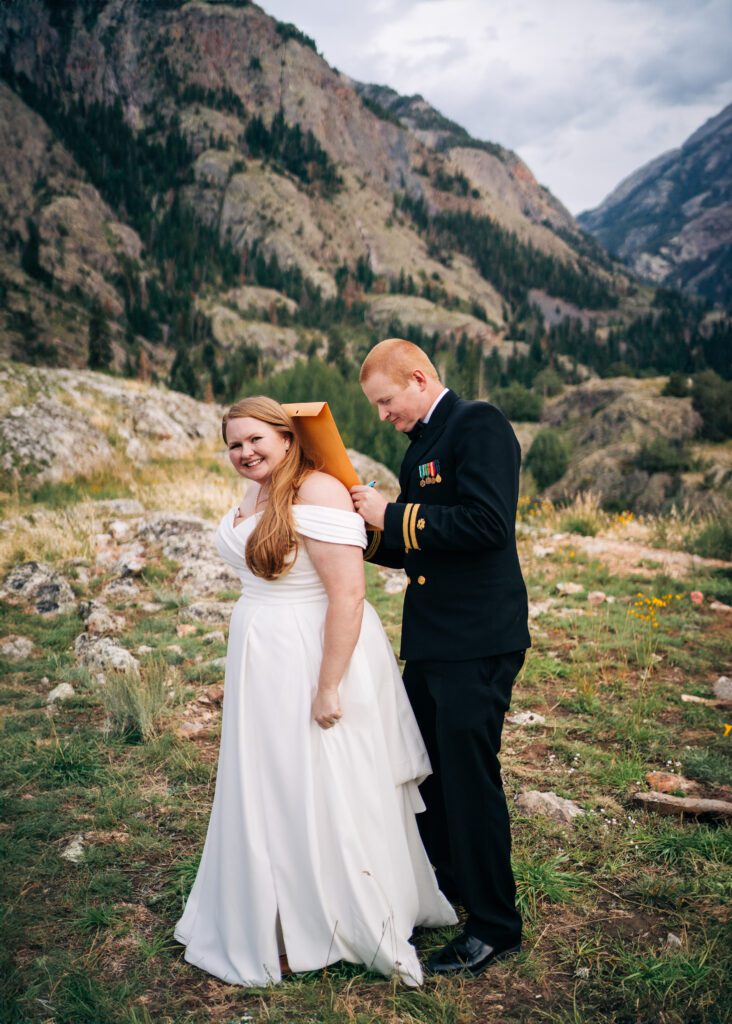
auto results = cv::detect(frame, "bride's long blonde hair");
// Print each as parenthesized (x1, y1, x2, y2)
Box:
(222, 396, 316, 580)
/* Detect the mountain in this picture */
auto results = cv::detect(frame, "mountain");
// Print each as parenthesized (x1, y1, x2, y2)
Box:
(0, 0, 728, 403)
(0, 0, 630, 377)
(578, 102, 732, 309)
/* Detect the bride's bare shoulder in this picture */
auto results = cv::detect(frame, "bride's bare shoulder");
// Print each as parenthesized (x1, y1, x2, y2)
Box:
(296, 471, 353, 512)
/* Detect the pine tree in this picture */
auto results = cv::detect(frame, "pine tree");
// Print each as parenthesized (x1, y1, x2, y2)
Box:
(21, 218, 52, 286)
(87, 301, 113, 370)
(169, 344, 198, 396)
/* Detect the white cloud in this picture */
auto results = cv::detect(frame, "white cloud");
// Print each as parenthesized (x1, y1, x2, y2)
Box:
(259, 0, 732, 213)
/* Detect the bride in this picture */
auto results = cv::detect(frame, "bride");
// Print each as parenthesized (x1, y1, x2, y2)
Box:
(173, 396, 456, 987)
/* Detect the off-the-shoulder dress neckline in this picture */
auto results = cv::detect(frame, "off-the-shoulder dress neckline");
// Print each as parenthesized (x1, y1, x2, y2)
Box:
(231, 503, 359, 531)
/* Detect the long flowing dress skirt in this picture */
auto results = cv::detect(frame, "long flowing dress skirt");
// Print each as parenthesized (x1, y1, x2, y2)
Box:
(173, 505, 457, 986)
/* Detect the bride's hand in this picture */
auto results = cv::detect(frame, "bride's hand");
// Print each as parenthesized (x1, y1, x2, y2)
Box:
(312, 688, 342, 730)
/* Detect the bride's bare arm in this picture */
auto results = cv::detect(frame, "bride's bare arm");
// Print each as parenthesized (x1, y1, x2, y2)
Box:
(299, 473, 366, 729)
(306, 536, 365, 728)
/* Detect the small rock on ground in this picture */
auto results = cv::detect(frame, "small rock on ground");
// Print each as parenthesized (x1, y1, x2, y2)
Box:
(556, 581, 584, 595)
(516, 790, 585, 824)
(379, 569, 407, 595)
(202, 631, 226, 645)
(2, 561, 76, 615)
(179, 601, 234, 625)
(0, 634, 34, 660)
(74, 634, 140, 679)
(529, 599, 556, 619)
(646, 771, 699, 795)
(46, 682, 75, 704)
(79, 600, 125, 636)
(633, 791, 732, 819)
(714, 676, 732, 701)
(506, 710, 546, 727)
(175, 721, 208, 740)
(60, 835, 85, 863)
(102, 577, 140, 600)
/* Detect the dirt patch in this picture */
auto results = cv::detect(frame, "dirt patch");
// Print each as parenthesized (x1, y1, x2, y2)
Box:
(570, 535, 730, 579)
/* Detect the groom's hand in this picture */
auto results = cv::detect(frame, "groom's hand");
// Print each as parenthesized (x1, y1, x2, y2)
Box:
(350, 485, 387, 530)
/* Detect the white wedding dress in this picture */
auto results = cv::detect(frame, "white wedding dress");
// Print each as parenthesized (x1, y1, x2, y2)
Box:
(173, 503, 456, 987)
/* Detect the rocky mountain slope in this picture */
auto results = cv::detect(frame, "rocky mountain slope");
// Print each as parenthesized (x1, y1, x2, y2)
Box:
(578, 102, 732, 309)
(538, 377, 731, 516)
(0, 0, 728, 407)
(2, 359, 729, 519)
(0, 0, 636, 383)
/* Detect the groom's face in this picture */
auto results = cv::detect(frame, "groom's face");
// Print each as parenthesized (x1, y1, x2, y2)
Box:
(361, 370, 426, 433)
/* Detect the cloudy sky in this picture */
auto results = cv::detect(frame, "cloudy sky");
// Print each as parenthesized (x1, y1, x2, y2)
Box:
(259, 0, 732, 214)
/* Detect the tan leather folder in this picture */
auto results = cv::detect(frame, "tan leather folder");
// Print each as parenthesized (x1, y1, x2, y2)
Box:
(282, 401, 362, 489)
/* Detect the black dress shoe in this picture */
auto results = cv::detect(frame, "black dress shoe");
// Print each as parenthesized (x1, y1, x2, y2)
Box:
(426, 931, 521, 977)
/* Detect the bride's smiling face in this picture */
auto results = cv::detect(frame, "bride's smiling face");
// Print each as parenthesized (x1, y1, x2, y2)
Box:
(225, 416, 290, 484)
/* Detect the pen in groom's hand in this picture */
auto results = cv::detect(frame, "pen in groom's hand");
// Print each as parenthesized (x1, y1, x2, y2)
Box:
(367, 480, 376, 487)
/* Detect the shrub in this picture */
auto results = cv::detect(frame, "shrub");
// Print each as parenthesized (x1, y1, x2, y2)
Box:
(688, 520, 732, 561)
(662, 371, 691, 397)
(603, 360, 635, 377)
(556, 491, 605, 536)
(692, 369, 732, 441)
(635, 437, 691, 474)
(560, 513, 598, 537)
(525, 429, 569, 489)
(533, 367, 564, 397)
(492, 382, 543, 422)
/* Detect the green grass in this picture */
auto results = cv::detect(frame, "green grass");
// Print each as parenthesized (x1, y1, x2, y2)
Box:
(682, 746, 732, 787)
(30, 475, 134, 506)
(2, 497, 731, 1023)
(559, 513, 599, 537)
(688, 520, 732, 561)
(513, 853, 587, 921)
(635, 823, 732, 868)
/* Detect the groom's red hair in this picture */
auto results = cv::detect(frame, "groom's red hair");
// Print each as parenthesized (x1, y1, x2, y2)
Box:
(359, 338, 440, 386)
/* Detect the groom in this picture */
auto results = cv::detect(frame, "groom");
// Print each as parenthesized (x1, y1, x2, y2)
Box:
(351, 338, 530, 976)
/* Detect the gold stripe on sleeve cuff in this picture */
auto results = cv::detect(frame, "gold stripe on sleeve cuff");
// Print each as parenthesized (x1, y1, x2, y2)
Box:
(402, 503, 414, 551)
(364, 529, 382, 561)
(408, 503, 421, 550)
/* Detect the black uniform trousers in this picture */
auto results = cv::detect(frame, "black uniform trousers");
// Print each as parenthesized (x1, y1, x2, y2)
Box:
(403, 649, 525, 947)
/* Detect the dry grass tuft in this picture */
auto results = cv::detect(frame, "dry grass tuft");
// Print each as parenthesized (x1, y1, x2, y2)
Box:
(102, 656, 180, 742)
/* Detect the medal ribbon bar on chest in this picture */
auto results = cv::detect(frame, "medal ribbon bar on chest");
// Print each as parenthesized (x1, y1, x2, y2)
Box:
(418, 460, 442, 486)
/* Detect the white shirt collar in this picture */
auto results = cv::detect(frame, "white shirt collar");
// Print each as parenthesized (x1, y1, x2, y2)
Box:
(422, 387, 449, 424)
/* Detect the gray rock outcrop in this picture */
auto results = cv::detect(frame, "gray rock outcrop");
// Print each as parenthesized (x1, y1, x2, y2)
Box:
(2, 561, 76, 615)
(74, 633, 140, 679)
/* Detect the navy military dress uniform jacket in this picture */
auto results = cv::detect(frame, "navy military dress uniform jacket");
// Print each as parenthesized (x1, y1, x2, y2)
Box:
(365, 389, 531, 663)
